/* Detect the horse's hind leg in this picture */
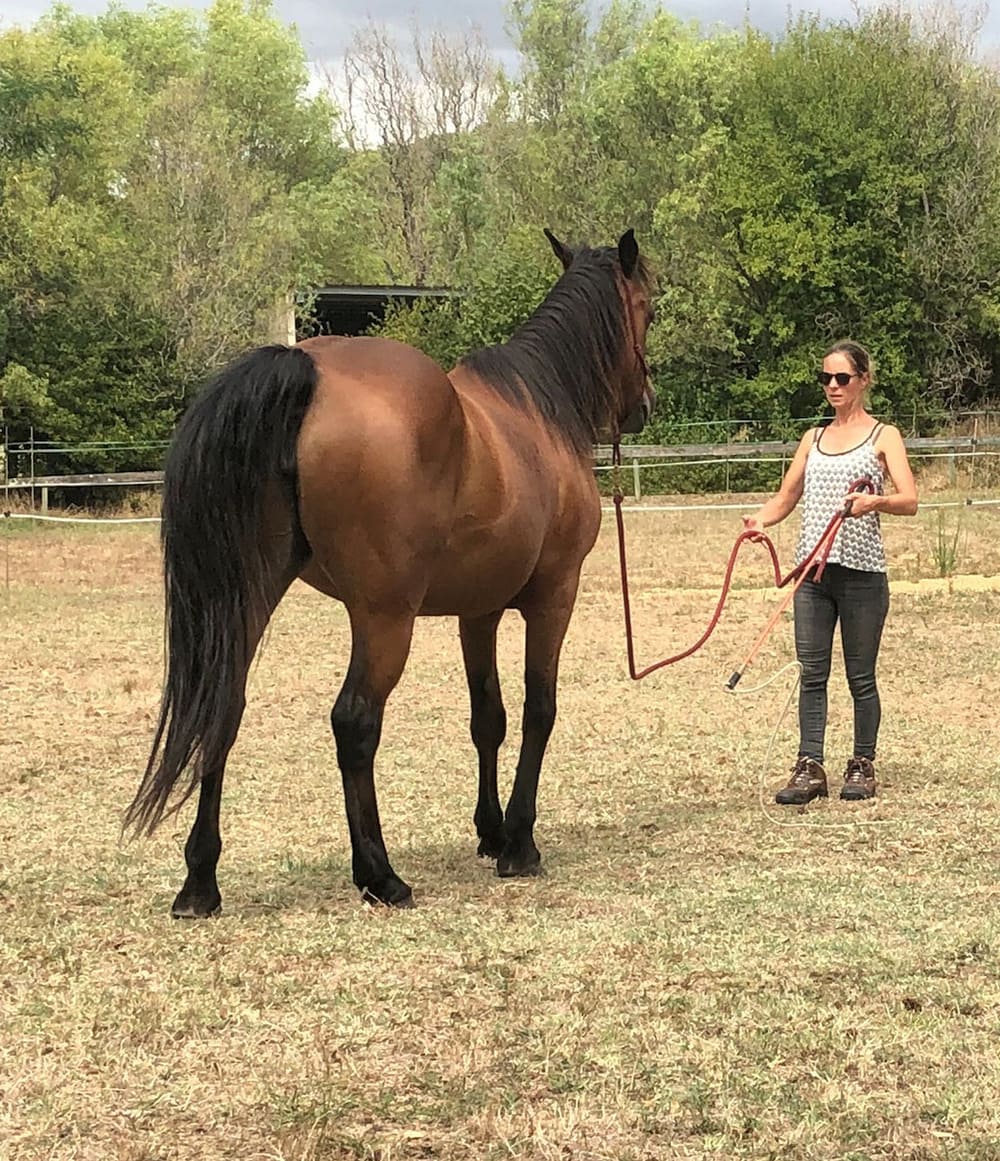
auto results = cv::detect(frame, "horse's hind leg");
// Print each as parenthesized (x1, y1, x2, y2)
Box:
(332, 608, 417, 907)
(171, 623, 271, 919)
(172, 739, 234, 918)
(460, 612, 507, 859)
(498, 592, 577, 879)
(172, 550, 301, 919)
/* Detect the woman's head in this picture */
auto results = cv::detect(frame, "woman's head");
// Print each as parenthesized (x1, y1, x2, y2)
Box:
(820, 340, 874, 381)
(818, 341, 874, 408)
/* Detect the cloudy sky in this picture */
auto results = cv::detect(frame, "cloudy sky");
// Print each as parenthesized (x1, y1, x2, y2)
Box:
(2, 0, 997, 66)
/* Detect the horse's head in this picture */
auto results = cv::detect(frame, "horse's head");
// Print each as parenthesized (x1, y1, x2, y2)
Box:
(545, 227, 656, 440)
(613, 228, 656, 435)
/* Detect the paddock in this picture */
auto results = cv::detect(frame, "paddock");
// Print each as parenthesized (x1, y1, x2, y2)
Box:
(2, 500, 1000, 1159)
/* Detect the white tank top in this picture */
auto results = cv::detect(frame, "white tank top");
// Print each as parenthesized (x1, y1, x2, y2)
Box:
(795, 423, 887, 572)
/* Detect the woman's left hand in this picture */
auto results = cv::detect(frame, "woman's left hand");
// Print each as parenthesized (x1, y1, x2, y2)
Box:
(842, 491, 881, 517)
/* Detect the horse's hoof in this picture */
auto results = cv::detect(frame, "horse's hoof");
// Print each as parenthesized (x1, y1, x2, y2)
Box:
(360, 879, 413, 908)
(496, 852, 543, 879)
(477, 838, 504, 860)
(171, 892, 222, 919)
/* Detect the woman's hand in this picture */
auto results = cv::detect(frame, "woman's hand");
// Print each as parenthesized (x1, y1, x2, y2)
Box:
(742, 514, 765, 534)
(842, 491, 881, 517)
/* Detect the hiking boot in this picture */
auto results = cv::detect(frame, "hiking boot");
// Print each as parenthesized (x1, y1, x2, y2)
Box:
(841, 757, 877, 801)
(775, 757, 828, 805)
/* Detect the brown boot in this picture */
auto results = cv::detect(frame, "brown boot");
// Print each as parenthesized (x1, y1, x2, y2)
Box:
(775, 757, 828, 805)
(841, 757, 877, 800)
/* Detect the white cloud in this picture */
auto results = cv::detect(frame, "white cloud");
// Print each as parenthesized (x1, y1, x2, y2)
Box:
(2, 0, 996, 68)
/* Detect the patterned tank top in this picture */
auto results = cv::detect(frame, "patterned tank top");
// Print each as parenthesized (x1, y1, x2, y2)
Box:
(795, 422, 887, 572)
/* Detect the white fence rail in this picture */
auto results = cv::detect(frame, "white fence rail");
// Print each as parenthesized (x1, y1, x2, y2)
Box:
(4, 436, 1000, 509)
(596, 436, 1000, 497)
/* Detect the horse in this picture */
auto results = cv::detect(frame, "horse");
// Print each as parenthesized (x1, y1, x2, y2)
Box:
(125, 227, 656, 915)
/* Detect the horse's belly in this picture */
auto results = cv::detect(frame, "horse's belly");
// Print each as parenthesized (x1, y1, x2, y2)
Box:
(296, 539, 534, 616)
(420, 548, 536, 617)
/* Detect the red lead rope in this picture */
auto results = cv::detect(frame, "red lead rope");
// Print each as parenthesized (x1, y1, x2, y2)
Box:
(610, 445, 874, 686)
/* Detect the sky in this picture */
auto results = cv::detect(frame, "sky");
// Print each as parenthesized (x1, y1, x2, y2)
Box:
(2, 0, 998, 66)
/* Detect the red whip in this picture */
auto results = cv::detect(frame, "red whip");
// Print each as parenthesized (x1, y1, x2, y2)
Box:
(610, 444, 874, 685)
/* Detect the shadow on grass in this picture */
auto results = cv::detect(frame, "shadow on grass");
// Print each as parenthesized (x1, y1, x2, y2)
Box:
(202, 800, 725, 917)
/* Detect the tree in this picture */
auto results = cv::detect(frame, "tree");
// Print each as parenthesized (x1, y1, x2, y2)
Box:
(0, 0, 350, 469)
(0, 16, 163, 461)
(335, 20, 500, 283)
(650, 9, 1000, 430)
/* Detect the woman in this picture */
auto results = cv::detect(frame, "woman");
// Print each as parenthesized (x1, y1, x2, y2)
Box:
(742, 341, 918, 804)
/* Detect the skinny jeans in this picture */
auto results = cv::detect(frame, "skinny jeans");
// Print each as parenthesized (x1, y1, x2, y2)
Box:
(792, 563, 889, 763)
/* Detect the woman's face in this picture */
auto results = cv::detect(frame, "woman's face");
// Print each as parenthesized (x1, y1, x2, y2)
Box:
(820, 351, 869, 409)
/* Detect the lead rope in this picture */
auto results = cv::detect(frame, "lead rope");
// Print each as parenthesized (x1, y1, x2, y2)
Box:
(611, 468, 893, 828)
(611, 464, 874, 681)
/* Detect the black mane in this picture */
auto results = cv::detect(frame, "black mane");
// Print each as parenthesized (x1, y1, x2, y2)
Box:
(458, 246, 650, 450)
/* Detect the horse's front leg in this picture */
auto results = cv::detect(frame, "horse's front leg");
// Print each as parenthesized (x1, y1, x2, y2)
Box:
(332, 608, 416, 907)
(459, 611, 507, 860)
(498, 589, 577, 879)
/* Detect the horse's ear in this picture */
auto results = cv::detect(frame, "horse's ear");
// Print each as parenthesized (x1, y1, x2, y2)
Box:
(618, 228, 639, 279)
(544, 227, 573, 270)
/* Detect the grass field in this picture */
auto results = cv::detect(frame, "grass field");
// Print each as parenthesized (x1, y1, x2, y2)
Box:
(2, 496, 1000, 1160)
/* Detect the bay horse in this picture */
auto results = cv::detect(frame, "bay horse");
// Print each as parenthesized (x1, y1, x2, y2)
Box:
(125, 228, 656, 915)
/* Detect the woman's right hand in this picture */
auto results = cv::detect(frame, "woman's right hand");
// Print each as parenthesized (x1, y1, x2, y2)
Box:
(742, 515, 765, 534)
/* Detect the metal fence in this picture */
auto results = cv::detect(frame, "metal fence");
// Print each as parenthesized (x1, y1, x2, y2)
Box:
(594, 435, 1000, 498)
(5, 419, 1000, 509)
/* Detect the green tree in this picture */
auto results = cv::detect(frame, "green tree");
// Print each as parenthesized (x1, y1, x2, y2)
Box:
(1, 0, 353, 472)
(653, 10, 1000, 431)
(0, 17, 164, 464)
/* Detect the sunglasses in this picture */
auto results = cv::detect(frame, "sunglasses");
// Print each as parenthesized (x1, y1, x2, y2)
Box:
(817, 371, 860, 387)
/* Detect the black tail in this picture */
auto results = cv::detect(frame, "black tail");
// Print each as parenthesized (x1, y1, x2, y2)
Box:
(124, 345, 318, 837)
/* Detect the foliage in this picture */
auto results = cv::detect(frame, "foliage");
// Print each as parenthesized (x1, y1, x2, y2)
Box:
(0, 0, 998, 477)
(931, 509, 962, 576)
(0, 0, 343, 471)
(376, 297, 466, 372)
(648, 11, 1000, 433)
(455, 225, 563, 350)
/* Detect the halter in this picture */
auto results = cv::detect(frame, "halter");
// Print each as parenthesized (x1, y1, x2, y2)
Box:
(620, 281, 652, 397)
(612, 276, 652, 440)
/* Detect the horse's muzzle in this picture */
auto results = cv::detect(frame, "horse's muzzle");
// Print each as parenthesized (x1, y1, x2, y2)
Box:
(620, 384, 656, 435)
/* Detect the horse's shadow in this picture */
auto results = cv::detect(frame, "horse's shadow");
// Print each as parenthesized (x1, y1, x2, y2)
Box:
(196, 807, 697, 917)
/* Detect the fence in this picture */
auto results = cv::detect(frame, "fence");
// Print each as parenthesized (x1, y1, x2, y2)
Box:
(5, 430, 1000, 509)
(593, 434, 1000, 498)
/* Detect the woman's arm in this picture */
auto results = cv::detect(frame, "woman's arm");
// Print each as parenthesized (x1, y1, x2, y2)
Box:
(742, 430, 814, 531)
(844, 425, 918, 517)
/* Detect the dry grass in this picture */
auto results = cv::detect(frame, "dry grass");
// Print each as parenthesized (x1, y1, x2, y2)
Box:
(3, 500, 1000, 1161)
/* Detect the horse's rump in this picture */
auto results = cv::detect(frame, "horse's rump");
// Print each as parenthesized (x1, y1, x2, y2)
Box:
(294, 335, 601, 618)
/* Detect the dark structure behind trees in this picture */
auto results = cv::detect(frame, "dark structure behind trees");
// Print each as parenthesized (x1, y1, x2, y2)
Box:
(300, 286, 455, 338)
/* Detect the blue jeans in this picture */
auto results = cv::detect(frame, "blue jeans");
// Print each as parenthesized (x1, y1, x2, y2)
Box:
(793, 564, 890, 764)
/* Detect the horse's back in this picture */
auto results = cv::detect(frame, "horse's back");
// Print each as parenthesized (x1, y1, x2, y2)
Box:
(294, 335, 600, 616)
(297, 335, 463, 472)
(298, 334, 461, 464)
